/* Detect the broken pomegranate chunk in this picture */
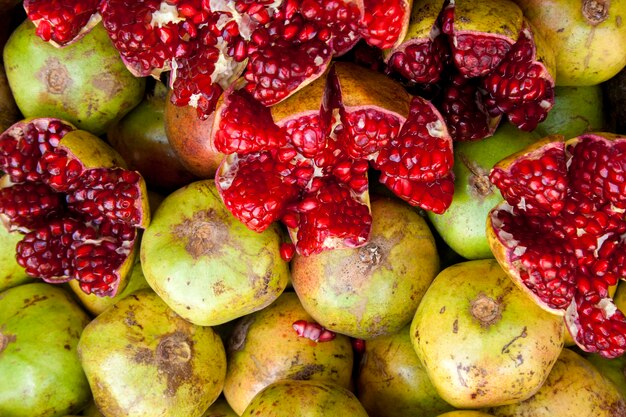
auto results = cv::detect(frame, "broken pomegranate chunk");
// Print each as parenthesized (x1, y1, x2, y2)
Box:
(0, 118, 149, 297)
(488, 133, 626, 358)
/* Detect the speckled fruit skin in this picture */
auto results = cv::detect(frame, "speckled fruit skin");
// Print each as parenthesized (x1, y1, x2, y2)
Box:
(140, 180, 289, 326)
(517, 0, 626, 86)
(291, 197, 439, 339)
(164, 90, 223, 179)
(411, 259, 564, 408)
(241, 380, 369, 417)
(3, 21, 145, 135)
(488, 348, 626, 416)
(357, 325, 455, 417)
(69, 260, 151, 316)
(0, 283, 91, 417)
(223, 292, 354, 415)
(428, 122, 540, 260)
(78, 289, 226, 417)
(107, 86, 196, 192)
(0, 224, 30, 292)
(536, 85, 605, 139)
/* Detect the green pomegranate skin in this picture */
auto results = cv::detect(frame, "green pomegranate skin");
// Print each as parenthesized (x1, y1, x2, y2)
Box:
(0, 225, 30, 292)
(78, 289, 227, 417)
(357, 325, 455, 417)
(241, 380, 369, 417)
(536, 85, 605, 139)
(140, 180, 289, 326)
(427, 122, 540, 259)
(0, 283, 91, 417)
(3, 21, 145, 135)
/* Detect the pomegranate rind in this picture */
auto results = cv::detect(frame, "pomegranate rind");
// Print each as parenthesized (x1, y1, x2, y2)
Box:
(140, 180, 289, 326)
(382, 0, 442, 60)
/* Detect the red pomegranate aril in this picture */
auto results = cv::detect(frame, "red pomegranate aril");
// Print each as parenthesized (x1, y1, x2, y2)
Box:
(292, 320, 336, 342)
(280, 242, 296, 261)
(0, 182, 65, 231)
(25, 0, 102, 46)
(360, 0, 409, 49)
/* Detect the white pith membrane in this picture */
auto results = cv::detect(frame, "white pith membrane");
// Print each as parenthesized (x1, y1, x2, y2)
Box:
(489, 134, 626, 358)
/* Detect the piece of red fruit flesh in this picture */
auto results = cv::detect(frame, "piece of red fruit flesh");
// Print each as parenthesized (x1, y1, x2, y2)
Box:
(438, 72, 500, 142)
(214, 88, 288, 154)
(334, 108, 403, 160)
(0, 118, 146, 297)
(380, 172, 455, 214)
(387, 34, 450, 85)
(299, 0, 363, 56)
(99, 0, 210, 77)
(481, 24, 554, 131)
(292, 320, 336, 342)
(279, 242, 296, 261)
(360, 0, 410, 49)
(25, 0, 102, 46)
(489, 134, 626, 358)
(0, 182, 64, 231)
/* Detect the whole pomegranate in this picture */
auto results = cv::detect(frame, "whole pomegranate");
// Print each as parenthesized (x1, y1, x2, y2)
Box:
(411, 259, 564, 408)
(536, 85, 605, 139)
(488, 348, 626, 416)
(140, 180, 289, 326)
(0, 283, 91, 416)
(0, 118, 150, 297)
(291, 196, 440, 339)
(107, 83, 197, 192)
(3, 21, 145, 135)
(164, 89, 223, 179)
(223, 292, 354, 415)
(357, 325, 455, 417)
(516, 0, 626, 86)
(487, 132, 626, 358)
(241, 380, 369, 417)
(78, 289, 227, 417)
(428, 122, 540, 259)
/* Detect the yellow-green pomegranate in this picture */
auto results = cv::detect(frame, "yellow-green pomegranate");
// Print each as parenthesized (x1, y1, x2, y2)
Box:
(78, 289, 226, 417)
(411, 259, 564, 408)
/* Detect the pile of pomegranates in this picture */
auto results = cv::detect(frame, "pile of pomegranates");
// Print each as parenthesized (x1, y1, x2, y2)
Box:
(1, 0, 626, 416)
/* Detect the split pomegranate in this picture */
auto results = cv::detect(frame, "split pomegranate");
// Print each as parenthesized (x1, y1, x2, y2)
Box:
(487, 133, 626, 358)
(386, 0, 555, 142)
(0, 118, 149, 297)
(215, 62, 453, 256)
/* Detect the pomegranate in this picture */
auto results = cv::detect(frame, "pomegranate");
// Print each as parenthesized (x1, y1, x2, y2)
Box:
(291, 196, 439, 339)
(140, 179, 289, 326)
(357, 325, 455, 417)
(0, 283, 91, 416)
(78, 289, 227, 417)
(223, 292, 353, 415)
(360, 0, 412, 50)
(386, 0, 556, 141)
(164, 89, 223, 179)
(107, 83, 198, 192)
(69, 258, 151, 316)
(0, 220, 30, 292)
(487, 132, 626, 358)
(428, 121, 540, 260)
(536, 85, 606, 139)
(0, 118, 150, 297)
(241, 380, 369, 417)
(3, 21, 145, 136)
(411, 259, 564, 408)
(517, 0, 626, 86)
(488, 348, 626, 416)
(214, 62, 454, 257)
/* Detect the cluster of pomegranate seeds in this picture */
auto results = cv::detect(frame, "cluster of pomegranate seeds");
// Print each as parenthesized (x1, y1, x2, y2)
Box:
(0, 119, 147, 297)
(386, 0, 554, 141)
(488, 134, 626, 358)
(24, 0, 102, 46)
(216, 63, 454, 256)
(292, 319, 336, 342)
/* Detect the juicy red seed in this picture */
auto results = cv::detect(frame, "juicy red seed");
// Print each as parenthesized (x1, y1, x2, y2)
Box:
(387, 36, 449, 85)
(280, 242, 296, 262)
(360, 0, 407, 49)
(451, 34, 513, 78)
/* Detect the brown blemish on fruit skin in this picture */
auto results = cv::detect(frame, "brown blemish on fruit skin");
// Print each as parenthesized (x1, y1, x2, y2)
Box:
(470, 292, 502, 328)
(288, 364, 325, 380)
(459, 152, 493, 200)
(93, 73, 123, 101)
(38, 58, 71, 94)
(156, 331, 194, 396)
(0, 332, 16, 353)
(171, 209, 228, 259)
(583, 0, 610, 25)
(22, 294, 49, 308)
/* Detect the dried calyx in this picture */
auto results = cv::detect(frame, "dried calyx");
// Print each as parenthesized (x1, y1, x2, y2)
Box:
(488, 133, 626, 358)
(0, 118, 149, 297)
(214, 62, 454, 256)
(24, 0, 414, 118)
